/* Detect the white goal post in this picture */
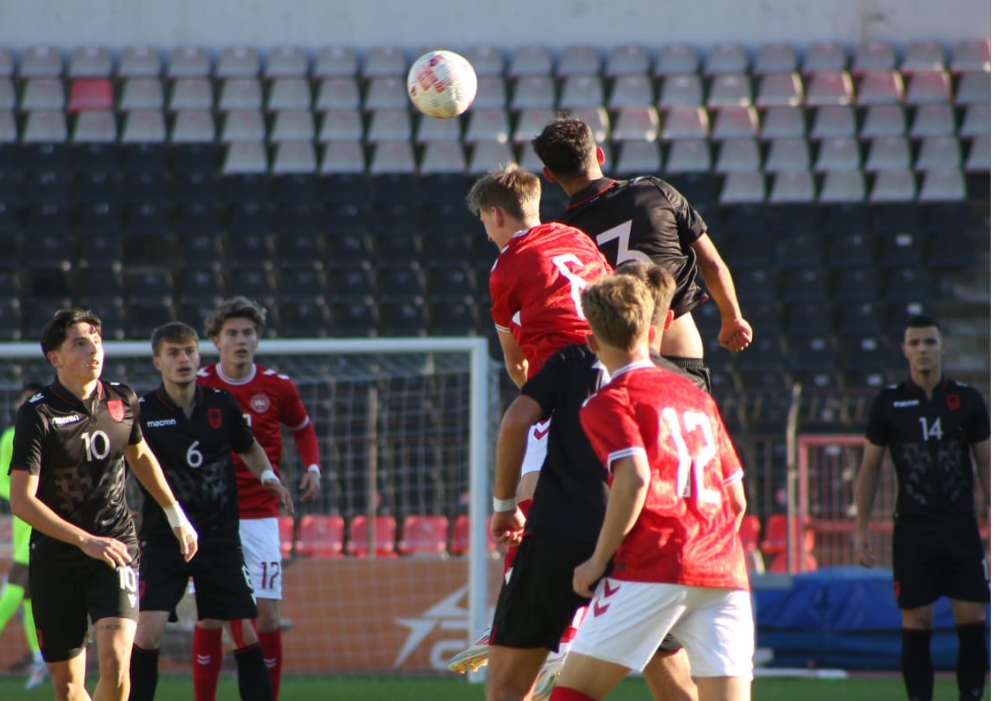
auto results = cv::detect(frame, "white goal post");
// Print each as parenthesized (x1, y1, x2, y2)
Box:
(0, 337, 501, 677)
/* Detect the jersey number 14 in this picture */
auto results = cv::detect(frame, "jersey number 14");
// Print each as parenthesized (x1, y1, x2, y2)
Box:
(918, 417, 943, 441)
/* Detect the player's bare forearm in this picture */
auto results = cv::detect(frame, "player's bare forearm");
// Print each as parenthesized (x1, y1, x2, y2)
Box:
(497, 329, 528, 388)
(693, 235, 752, 351)
(972, 438, 991, 507)
(289, 420, 322, 501)
(853, 441, 885, 531)
(126, 440, 180, 510)
(591, 455, 649, 570)
(495, 396, 542, 501)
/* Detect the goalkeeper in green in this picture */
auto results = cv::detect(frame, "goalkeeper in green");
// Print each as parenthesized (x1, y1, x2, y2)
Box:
(0, 383, 47, 690)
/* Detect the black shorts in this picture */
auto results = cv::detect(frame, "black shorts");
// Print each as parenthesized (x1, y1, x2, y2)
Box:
(139, 537, 258, 622)
(892, 520, 991, 609)
(491, 536, 593, 651)
(30, 554, 141, 663)
(664, 356, 712, 394)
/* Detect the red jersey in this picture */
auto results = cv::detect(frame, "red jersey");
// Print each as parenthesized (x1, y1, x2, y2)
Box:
(197, 363, 315, 518)
(490, 222, 612, 379)
(580, 361, 748, 590)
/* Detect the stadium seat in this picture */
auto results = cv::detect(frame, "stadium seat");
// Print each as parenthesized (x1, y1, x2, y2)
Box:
(612, 105, 660, 141)
(364, 76, 408, 111)
(121, 110, 167, 143)
(315, 77, 361, 111)
(605, 45, 651, 77)
(168, 77, 213, 111)
(755, 72, 804, 107)
(719, 171, 766, 204)
(217, 47, 260, 78)
(711, 106, 758, 139)
(281, 269, 327, 304)
(120, 78, 164, 111)
(449, 514, 497, 557)
(71, 111, 117, 143)
(272, 141, 317, 173)
(21, 78, 65, 110)
(557, 45, 601, 77)
(950, 40, 991, 73)
(804, 71, 854, 105)
(855, 70, 904, 105)
(658, 74, 703, 108)
(280, 301, 331, 337)
(616, 140, 662, 174)
(868, 169, 917, 202)
(267, 77, 311, 111)
(964, 136, 991, 171)
(769, 171, 815, 203)
(662, 105, 709, 139)
(810, 106, 856, 139)
(167, 46, 211, 78)
(760, 106, 805, 139)
(462, 46, 505, 77)
(397, 515, 450, 557)
(754, 43, 798, 74)
(954, 71, 991, 106)
(764, 138, 810, 172)
(865, 137, 911, 171)
(736, 268, 779, 302)
(918, 169, 966, 201)
(329, 300, 378, 337)
(218, 78, 263, 111)
(768, 550, 818, 573)
(959, 104, 990, 137)
(507, 45, 553, 77)
(361, 46, 406, 79)
(420, 141, 467, 173)
(860, 104, 906, 138)
(801, 42, 847, 74)
(914, 136, 961, 171)
(468, 141, 514, 173)
(513, 108, 556, 143)
(313, 47, 358, 78)
(852, 41, 897, 73)
(118, 46, 162, 77)
(707, 73, 752, 107)
(367, 108, 412, 142)
(265, 46, 308, 78)
(714, 139, 760, 173)
(297, 515, 345, 558)
(0, 49, 13, 77)
(904, 70, 951, 104)
(559, 75, 604, 109)
(369, 141, 416, 174)
(836, 301, 883, 337)
(654, 44, 699, 76)
(347, 515, 398, 558)
(19, 46, 63, 78)
(704, 43, 748, 75)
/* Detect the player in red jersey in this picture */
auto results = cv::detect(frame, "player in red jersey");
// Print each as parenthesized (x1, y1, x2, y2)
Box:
(194, 296, 322, 701)
(549, 275, 753, 701)
(449, 166, 612, 682)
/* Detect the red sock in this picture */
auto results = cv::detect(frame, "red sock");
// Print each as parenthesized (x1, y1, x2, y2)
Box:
(259, 629, 283, 701)
(503, 499, 533, 573)
(550, 687, 597, 701)
(192, 626, 223, 701)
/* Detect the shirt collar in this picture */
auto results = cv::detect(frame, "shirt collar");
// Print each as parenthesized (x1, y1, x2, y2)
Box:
(609, 359, 656, 381)
(216, 363, 257, 385)
(566, 178, 617, 210)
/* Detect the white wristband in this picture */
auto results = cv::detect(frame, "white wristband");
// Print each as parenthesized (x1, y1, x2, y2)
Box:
(163, 502, 192, 531)
(260, 469, 278, 484)
(493, 497, 517, 512)
(307, 464, 321, 475)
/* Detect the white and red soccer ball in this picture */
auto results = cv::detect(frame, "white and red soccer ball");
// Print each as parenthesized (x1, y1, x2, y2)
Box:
(407, 50, 478, 119)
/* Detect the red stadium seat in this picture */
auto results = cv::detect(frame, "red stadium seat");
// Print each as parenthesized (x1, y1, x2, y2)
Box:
(761, 514, 817, 573)
(739, 514, 765, 573)
(397, 515, 449, 557)
(347, 515, 397, 558)
(69, 79, 113, 112)
(450, 514, 498, 557)
(297, 514, 345, 558)
(768, 551, 818, 573)
(277, 515, 295, 558)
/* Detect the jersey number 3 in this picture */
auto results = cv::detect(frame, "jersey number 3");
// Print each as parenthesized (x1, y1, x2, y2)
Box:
(596, 220, 651, 265)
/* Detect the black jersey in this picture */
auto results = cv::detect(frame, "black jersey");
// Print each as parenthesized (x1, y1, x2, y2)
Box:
(558, 176, 709, 318)
(10, 379, 141, 561)
(523, 344, 706, 543)
(138, 385, 254, 543)
(865, 377, 990, 523)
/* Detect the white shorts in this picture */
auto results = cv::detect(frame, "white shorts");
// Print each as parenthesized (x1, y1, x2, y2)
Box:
(520, 419, 551, 476)
(239, 518, 283, 600)
(571, 578, 754, 678)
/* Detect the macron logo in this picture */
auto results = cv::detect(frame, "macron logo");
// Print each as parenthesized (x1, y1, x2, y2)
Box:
(893, 400, 920, 408)
(146, 419, 178, 428)
(51, 414, 82, 426)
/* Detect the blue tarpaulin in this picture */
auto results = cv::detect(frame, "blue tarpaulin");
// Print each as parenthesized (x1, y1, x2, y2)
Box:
(754, 566, 992, 669)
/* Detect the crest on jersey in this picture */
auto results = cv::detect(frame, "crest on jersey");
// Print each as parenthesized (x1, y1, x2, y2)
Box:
(107, 399, 125, 422)
(250, 393, 270, 413)
(947, 394, 960, 411)
(208, 408, 223, 429)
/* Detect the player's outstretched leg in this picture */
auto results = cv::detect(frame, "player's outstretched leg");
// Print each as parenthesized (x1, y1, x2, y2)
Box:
(446, 626, 492, 674)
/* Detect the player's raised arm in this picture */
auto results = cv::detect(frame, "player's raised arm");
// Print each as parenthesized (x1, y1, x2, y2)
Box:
(239, 439, 294, 515)
(126, 439, 198, 562)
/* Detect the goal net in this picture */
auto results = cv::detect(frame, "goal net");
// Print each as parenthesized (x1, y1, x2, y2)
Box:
(0, 338, 503, 677)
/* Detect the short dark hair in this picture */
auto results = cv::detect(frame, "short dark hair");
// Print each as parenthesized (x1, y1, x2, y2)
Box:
(151, 322, 199, 356)
(40, 308, 102, 356)
(905, 314, 941, 335)
(531, 116, 597, 178)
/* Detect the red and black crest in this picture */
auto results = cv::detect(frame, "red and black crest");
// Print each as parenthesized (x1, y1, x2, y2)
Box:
(208, 408, 223, 429)
(107, 399, 124, 422)
(947, 394, 961, 411)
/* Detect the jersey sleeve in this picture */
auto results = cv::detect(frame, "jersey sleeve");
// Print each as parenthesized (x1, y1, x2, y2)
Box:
(966, 387, 992, 443)
(520, 346, 568, 418)
(10, 404, 46, 475)
(864, 391, 891, 446)
(278, 378, 322, 468)
(580, 390, 645, 472)
(225, 392, 256, 455)
(656, 180, 707, 247)
(488, 261, 515, 332)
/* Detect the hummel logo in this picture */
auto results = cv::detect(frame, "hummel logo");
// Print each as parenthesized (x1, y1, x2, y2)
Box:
(265, 657, 278, 669)
(592, 600, 610, 617)
(602, 580, 620, 598)
(196, 654, 212, 665)
(533, 420, 551, 440)
(505, 566, 513, 585)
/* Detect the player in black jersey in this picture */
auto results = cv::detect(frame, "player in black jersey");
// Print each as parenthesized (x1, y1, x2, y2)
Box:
(8, 308, 198, 701)
(855, 314, 990, 701)
(130, 322, 292, 701)
(531, 116, 752, 392)
(486, 264, 703, 701)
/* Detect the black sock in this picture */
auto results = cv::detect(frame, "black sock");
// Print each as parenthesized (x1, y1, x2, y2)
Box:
(129, 645, 160, 701)
(902, 628, 934, 701)
(234, 642, 273, 701)
(956, 622, 988, 701)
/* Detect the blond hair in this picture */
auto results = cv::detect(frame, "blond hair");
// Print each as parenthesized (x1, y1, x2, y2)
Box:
(581, 275, 653, 351)
(204, 296, 267, 339)
(466, 163, 541, 220)
(615, 262, 677, 329)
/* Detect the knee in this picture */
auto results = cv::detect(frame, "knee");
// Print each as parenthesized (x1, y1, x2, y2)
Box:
(51, 677, 85, 701)
(98, 651, 129, 687)
(256, 604, 281, 633)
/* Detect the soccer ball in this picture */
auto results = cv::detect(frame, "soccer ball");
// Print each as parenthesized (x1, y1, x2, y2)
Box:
(407, 50, 478, 119)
